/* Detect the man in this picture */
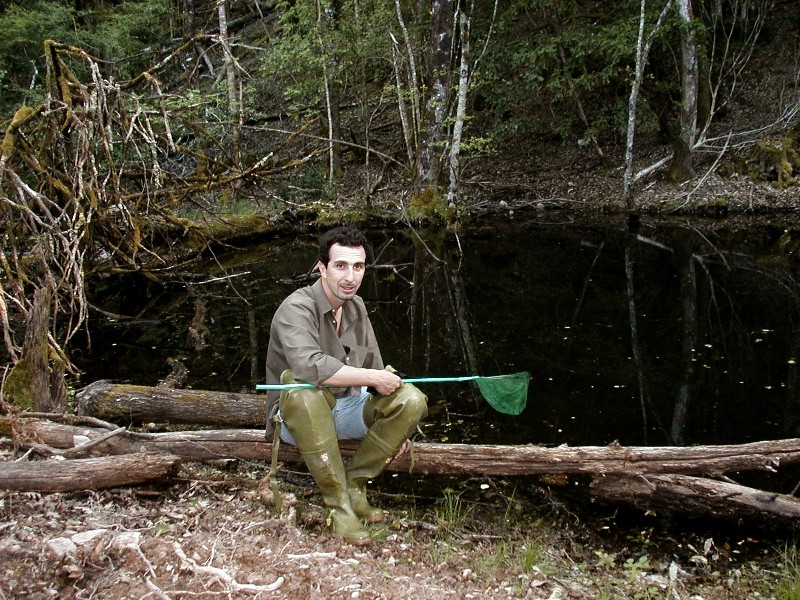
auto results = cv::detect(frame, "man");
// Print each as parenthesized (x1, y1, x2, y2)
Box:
(265, 226, 428, 545)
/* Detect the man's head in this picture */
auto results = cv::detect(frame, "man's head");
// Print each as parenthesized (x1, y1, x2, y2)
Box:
(318, 226, 371, 265)
(317, 227, 370, 308)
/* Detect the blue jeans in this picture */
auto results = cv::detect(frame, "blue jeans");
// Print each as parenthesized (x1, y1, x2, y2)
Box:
(278, 392, 370, 446)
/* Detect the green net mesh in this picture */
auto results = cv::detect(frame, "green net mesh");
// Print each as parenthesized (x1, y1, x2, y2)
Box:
(475, 371, 530, 415)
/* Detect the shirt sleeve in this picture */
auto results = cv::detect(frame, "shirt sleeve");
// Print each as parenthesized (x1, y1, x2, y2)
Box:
(271, 294, 345, 385)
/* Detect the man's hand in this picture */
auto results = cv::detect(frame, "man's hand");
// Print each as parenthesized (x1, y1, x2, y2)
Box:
(368, 369, 403, 396)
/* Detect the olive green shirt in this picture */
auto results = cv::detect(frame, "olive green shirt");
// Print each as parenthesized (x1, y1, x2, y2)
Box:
(264, 278, 383, 427)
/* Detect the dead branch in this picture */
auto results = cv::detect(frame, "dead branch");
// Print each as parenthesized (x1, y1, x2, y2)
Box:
(591, 473, 800, 524)
(0, 452, 181, 492)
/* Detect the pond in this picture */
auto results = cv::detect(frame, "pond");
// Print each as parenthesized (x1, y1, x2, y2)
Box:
(77, 215, 800, 477)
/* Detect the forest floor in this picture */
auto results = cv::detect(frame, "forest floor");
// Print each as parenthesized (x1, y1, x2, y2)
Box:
(1, 455, 798, 600)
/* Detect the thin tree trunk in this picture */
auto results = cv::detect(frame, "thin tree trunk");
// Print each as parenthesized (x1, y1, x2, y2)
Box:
(317, 0, 341, 182)
(218, 0, 241, 165)
(183, 0, 195, 41)
(390, 33, 416, 167)
(390, 0, 422, 165)
(623, 0, 675, 209)
(447, 9, 470, 209)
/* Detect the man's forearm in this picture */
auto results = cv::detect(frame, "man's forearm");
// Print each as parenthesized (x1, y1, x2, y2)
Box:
(322, 365, 379, 388)
(323, 365, 401, 396)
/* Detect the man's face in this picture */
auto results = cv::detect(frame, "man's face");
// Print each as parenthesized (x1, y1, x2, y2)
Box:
(318, 243, 367, 306)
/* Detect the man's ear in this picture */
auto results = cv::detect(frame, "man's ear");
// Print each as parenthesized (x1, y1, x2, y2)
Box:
(317, 261, 327, 278)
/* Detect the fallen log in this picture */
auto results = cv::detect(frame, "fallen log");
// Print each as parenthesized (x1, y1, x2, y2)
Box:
(3, 417, 799, 523)
(0, 452, 181, 492)
(591, 473, 800, 523)
(3, 416, 800, 477)
(74, 381, 266, 427)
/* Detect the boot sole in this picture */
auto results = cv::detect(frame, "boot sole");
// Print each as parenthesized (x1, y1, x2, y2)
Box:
(332, 533, 373, 546)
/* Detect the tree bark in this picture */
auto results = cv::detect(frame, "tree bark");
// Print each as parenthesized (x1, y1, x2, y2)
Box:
(4, 416, 800, 477)
(415, 0, 454, 190)
(623, 0, 675, 208)
(0, 452, 181, 492)
(218, 0, 242, 164)
(591, 473, 800, 523)
(4, 417, 800, 521)
(74, 381, 267, 427)
(667, 0, 698, 183)
(446, 8, 470, 208)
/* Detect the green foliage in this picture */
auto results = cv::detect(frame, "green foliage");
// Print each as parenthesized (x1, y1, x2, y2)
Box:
(248, 0, 394, 118)
(477, 0, 679, 143)
(0, 1, 80, 110)
(431, 489, 473, 536)
(775, 543, 800, 600)
(476, 536, 544, 576)
(91, 0, 171, 74)
(0, 0, 171, 115)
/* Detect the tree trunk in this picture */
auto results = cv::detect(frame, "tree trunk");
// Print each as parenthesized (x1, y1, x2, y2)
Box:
(667, 0, 698, 182)
(318, 0, 342, 182)
(218, 0, 242, 165)
(415, 0, 454, 190)
(591, 473, 800, 523)
(4, 417, 800, 521)
(74, 381, 267, 427)
(623, 0, 675, 208)
(446, 9, 469, 209)
(0, 452, 181, 492)
(5, 416, 800, 477)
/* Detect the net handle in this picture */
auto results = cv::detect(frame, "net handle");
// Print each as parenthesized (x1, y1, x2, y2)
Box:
(257, 375, 496, 391)
(256, 375, 482, 391)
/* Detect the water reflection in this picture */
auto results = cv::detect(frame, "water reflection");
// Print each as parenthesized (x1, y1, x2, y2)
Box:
(79, 217, 800, 451)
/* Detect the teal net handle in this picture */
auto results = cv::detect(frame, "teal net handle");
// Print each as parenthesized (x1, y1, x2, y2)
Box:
(255, 375, 482, 391)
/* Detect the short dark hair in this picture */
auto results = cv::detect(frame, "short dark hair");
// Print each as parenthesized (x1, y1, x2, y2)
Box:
(318, 226, 371, 265)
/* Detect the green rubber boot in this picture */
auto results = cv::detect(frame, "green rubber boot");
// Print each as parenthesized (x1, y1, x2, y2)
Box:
(279, 372, 371, 546)
(347, 383, 428, 523)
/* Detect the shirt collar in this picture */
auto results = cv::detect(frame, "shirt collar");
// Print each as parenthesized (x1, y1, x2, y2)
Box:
(310, 277, 360, 321)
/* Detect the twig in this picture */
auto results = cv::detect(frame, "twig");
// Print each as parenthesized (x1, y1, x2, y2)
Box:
(63, 426, 127, 458)
(143, 578, 173, 600)
(173, 542, 285, 593)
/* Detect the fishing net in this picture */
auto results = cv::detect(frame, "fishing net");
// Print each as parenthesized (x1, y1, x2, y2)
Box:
(475, 371, 530, 415)
(257, 371, 531, 415)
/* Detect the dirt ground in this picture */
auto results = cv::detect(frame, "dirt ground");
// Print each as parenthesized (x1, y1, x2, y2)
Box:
(0, 452, 796, 600)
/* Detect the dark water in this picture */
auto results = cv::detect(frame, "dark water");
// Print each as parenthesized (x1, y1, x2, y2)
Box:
(78, 216, 800, 460)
